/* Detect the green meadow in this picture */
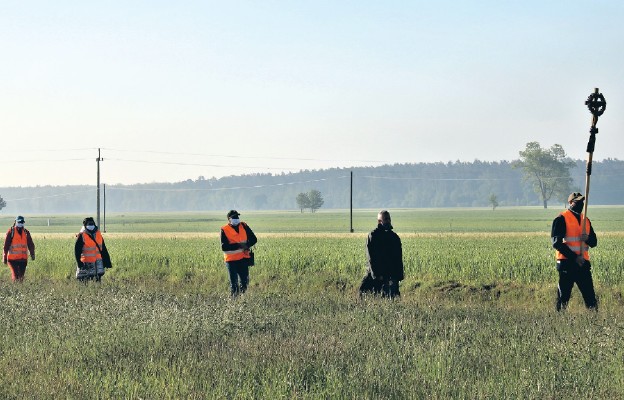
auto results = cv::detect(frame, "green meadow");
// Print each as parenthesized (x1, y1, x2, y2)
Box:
(8, 205, 624, 233)
(1, 207, 623, 398)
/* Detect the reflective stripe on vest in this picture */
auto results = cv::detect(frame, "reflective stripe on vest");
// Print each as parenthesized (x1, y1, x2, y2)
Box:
(80, 231, 103, 263)
(556, 210, 591, 261)
(222, 223, 250, 262)
(7, 228, 29, 261)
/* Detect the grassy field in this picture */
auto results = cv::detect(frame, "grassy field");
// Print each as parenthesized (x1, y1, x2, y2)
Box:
(4, 205, 624, 233)
(1, 207, 623, 398)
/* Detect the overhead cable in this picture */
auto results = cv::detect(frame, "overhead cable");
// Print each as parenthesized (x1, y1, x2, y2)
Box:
(5, 189, 95, 202)
(105, 157, 302, 170)
(106, 176, 349, 192)
(102, 147, 387, 164)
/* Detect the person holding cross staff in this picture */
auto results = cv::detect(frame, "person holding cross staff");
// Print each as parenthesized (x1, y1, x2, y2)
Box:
(551, 192, 598, 311)
(550, 88, 606, 312)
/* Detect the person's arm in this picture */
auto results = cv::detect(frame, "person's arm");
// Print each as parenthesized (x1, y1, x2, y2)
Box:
(26, 230, 35, 260)
(101, 240, 112, 268)
(586, 222, 597, 248)
(551, 215, 578, 260)
(74, 234, 84, 267)
(2, 231, 10, 264)
(366, 233, 380, 279)
(242, 223, 257, 248)
(396, 236, 404, 281)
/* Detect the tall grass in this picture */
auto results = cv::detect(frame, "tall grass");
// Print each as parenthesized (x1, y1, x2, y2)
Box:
(1, 208, 623, 398)
(1, 283, 623, 399)
(25, 232, 624, 287)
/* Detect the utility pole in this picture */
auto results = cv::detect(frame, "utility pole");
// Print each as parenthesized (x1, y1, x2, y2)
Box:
(103, 183, 106, 233)
(96, 148, 103, 227)
(350, 170, 354, 233)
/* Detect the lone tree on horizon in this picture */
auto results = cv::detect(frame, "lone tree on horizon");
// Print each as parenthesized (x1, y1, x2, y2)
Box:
(0, 195, 6, 211)
(295, 190, 324, 213)
(489, 194, 499, 210)
(296, 192, 310, 213)
(514, 142, 574, 209)
(308, 189, 324, 213)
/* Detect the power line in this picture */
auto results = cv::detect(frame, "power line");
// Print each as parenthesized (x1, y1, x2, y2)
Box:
(0, 176, 339, 202)
(106, 176, 349, 192)
(102, 147, 388, 164)
(359, 175, 523, 181)
(0, 146, 390, 167)
(0, 147, 95, 153)
(0, 158, 91, 163)
(358, 174, 598, 181)
(105, 157, 304, 170)
(5, 189, 95, 202)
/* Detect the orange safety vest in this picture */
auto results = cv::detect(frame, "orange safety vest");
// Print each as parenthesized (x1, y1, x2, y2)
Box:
(7, 227, 29, 261)
(80, 230, 104, 263)
(222, 223, 250, 262)
(556, 210, 591, 261)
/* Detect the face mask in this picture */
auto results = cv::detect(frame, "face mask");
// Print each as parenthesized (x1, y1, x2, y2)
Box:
(230, 219, 240, 226)
(571, 201, 584, 213)
(16, 223, 24, 228)
(86, 224, 96, 231)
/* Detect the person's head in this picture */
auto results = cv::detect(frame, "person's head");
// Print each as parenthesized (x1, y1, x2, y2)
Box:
(227, 210, 241, 226)
(377, 210, 392, 229)
(83, 217, 96, 231)
(15, 216, 25, 228)
(568, 192, 585, 213)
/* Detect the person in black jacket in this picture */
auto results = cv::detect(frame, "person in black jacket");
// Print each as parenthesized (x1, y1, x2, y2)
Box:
(359, 210, 404, 298)
(551, 192, 598, 311)
(221, 210, 257, 296)
(74, 217, 112, 282)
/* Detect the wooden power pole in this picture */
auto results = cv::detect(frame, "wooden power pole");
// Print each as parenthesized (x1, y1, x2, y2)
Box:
(96, 148, 103, 227)
(350, 171, 354, 233)
(103, 183, 106, 233)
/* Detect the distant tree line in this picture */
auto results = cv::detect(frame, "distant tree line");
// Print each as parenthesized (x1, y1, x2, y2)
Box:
(1, 156, 623, 214)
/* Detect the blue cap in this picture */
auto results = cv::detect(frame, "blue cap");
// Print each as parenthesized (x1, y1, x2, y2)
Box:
(16, 216, 25, 223)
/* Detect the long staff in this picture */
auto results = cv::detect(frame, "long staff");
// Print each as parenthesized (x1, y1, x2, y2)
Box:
(581, 88, 606, 254)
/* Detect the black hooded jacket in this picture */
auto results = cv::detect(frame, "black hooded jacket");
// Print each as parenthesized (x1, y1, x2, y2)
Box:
(366, 224, 404, 281)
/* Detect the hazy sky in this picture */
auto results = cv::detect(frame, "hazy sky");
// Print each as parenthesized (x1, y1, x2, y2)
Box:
(1, 1, 623, 187)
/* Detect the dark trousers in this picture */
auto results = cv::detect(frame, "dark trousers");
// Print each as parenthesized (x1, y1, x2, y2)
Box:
(556, 260, 598, 311)
(359, 273, 400, 298)
(8, 260, 28, 282)
(226, 260, 249, 295)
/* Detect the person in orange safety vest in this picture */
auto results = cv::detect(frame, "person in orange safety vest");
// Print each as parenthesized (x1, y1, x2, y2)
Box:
(3, 216, 36, 282)
(220, 210, 257, 296)
(74, 217, 112, 282)
(551, 192, 598, 311)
